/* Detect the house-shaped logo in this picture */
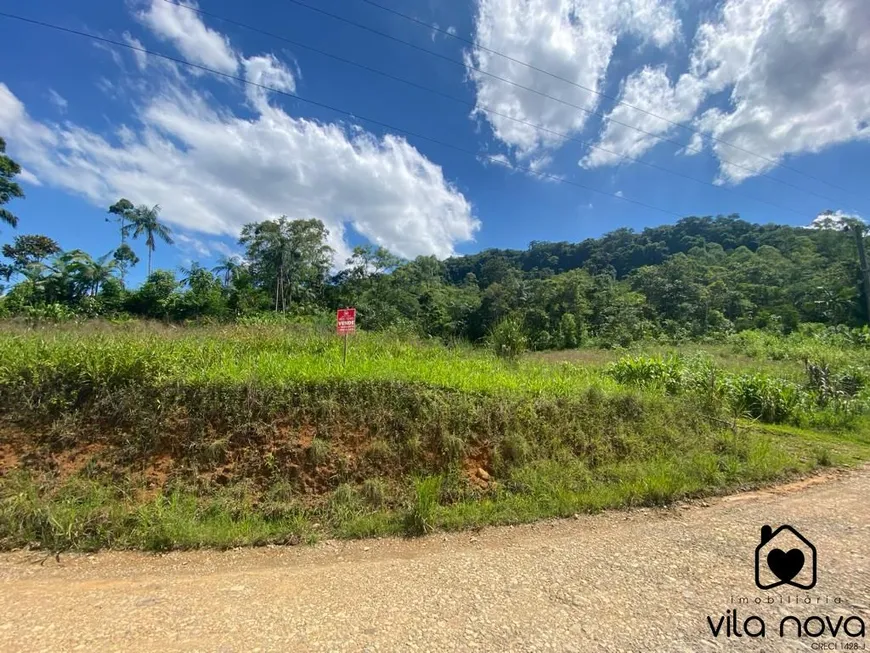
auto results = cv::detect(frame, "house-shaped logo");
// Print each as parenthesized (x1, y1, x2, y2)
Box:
(755, 524, 817, 590)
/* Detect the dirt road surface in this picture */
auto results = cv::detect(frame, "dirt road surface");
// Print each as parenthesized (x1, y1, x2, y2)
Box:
(2, 469, 869, 652)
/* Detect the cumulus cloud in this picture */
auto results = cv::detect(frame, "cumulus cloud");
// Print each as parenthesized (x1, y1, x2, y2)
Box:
(581, 66, 704, 168)
(0, 1, 477, 262)
(0, 82, 476, 261)
(584, 0, 870, 184)
(693, 0, 870, 184)
(134, 0, 238, 74)
(466, 0, 681, 159)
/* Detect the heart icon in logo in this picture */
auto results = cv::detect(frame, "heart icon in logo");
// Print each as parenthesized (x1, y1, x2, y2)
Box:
(767, 548, 805, 583)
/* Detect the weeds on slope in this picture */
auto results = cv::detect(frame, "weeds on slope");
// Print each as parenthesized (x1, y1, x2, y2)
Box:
(2, 323, 870, 551)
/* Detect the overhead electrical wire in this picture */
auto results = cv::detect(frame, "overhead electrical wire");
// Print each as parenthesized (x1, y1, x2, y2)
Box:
(156, 0, 808, 218)
(278, 0, 849, 207)
(355, 0, 856, 198)
(0, 10, 685, 218)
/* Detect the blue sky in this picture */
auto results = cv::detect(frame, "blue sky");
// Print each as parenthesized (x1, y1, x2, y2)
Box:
(1, 0, 868, 286)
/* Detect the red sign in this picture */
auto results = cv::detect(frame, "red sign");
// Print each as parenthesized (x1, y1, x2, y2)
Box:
(337, 308, 356, 334)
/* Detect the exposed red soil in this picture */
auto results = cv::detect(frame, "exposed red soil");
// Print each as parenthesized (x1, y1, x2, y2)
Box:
(0, 422, 494, 500)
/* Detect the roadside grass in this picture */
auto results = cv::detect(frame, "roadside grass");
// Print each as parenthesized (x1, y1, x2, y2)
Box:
(1, 322, 869, 552)
(3, 421, 868, 551)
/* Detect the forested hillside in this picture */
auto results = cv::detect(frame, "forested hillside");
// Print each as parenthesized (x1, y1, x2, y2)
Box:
(2, 206, 868, 349)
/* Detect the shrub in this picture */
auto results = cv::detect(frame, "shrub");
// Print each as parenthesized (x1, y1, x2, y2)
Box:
(360, 478, 388, 507)
(363, 439, 395, 467)
(724, 374, 803, 423)
(804, 360, 868, 403)
(558, 313, 579, 349)
(307, 439, 330, 466)
(488, 318, 528, 360)
(500, 432, 531, 466)
(404, 475, 442, 536)
(607, 355, 684, 394)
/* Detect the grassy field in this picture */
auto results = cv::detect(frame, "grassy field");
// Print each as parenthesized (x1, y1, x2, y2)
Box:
(1, 322, 869, 551)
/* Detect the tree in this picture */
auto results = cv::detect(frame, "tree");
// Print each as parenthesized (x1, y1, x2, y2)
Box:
(212, 254, 245, 287)
(558, 313, 579, 348)
(112, 243, 140, 284)
(239, 216, 333, 312)
(77, 252, 120, 297)
(1, 136, 24, 230)
(42, 249, 100, 304)
(123, 204, 174, 275)
(126, 270, 179, 319)
(346, 245, 403, 281)
(1, 235, 61, 281)
(178, 263, 226, 319)
(107, 199, 135, 246)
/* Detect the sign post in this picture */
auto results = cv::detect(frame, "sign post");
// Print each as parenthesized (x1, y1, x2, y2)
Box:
(336, 308, 356, 365)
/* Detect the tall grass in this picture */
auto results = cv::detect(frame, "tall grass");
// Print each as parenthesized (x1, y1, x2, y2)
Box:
(0, 325, 612, 397)
(606, 351, 869, 428)
(2, 322, 869, 551)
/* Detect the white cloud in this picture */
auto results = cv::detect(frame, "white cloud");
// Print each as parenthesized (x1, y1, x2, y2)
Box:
(693, 0, 870, 184)
(135, 0, 238, 74)
(0, 0, 476, 263)
(175, 232, 212, 258)
(432, 23, 459, 41)
(615, 190, 623, 197)
(47, 89, 68, 112)
(122, 32, 149, 71)
(680, 131, 704, 157)
(242, 54, 296, 110)
(528, 155, 551, 173)
(467, 0, 681, 159)
(0, 74, 476, 262)
(808, 210, 864, 230)
(479, 152, 513, 169)
(581, 66, 704, 168)
(584, 0, 870, 184)
(17, 168, 41, 186)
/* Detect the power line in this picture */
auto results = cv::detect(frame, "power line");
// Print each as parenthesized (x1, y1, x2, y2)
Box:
(279, 0, 847, 207)
(0, 11, 683, 219)
(157, 0, 807, 218)
(357, 0, 856, 198)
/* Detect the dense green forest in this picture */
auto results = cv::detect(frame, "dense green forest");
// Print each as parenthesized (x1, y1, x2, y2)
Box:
(1, 135, 868, 348)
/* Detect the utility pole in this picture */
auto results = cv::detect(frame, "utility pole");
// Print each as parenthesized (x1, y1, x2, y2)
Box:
(851, 222, 870, 325)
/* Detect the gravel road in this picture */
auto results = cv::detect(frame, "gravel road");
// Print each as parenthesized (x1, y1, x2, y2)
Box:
(2, 469, 869, 652)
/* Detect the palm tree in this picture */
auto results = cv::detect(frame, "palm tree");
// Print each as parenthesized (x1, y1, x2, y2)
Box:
(123, 204, 174, 276)
(179, 262, 217, 292)
(211, 255, 244, 287)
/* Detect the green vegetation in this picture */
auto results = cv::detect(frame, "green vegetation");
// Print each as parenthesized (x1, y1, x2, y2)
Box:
(1, 324, 869, 552)
(0, 137, 24, 232)
(3, 134, 870, 551)
(1, 133, 869, 350)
